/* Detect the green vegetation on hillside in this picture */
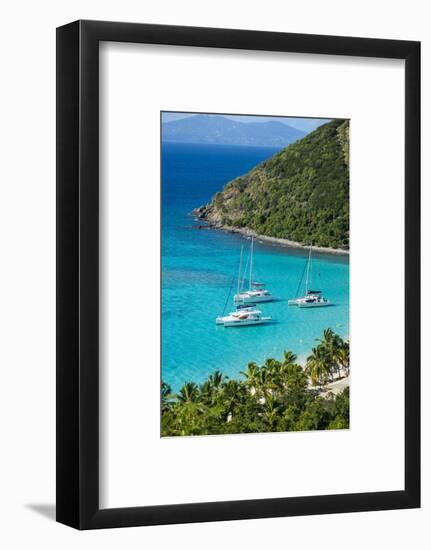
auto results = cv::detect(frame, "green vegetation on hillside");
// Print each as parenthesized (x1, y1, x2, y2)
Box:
(161, 329, 350, 437)
(195, 120, 350, 249)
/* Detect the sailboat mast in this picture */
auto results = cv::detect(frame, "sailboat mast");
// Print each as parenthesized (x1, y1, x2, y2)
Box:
(237, 245, 243, 295)
(305, 245, 312, 294)
(249, 237, 254, 290)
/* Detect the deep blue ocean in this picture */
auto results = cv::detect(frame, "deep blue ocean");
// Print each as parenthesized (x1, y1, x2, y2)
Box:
(161, 142, 349, 390)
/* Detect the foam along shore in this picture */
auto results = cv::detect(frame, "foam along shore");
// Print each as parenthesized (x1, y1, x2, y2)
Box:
(192, 217, 349, 257)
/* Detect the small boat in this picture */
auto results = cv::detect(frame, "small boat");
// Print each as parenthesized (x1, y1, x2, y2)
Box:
(234, 237, 274, 304)
(297, 290, 330, 308)
(288, 245, 331, 308)
(215, 306, 261, 325)
(222, 310, 272, 327)
(215, 242, 273, 326)
(234, 285, 273, 304)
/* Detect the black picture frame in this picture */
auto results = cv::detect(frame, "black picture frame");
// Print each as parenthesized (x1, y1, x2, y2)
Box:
(56, 20, 421, 530)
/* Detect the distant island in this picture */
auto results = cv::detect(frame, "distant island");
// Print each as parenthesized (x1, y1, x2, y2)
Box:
(162, 114, 306, 148)
(193, 119, 350, 251)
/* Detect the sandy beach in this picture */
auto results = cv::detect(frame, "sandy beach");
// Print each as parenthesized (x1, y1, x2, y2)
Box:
(319, 375, 350, 397)
(193, 218, 349, 257)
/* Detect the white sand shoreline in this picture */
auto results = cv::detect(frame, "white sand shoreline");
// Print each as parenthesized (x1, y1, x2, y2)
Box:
(195, 220, 349, 257)
(318, 374, 350, 396)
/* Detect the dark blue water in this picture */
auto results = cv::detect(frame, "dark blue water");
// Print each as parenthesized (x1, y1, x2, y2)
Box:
(161, 143, 349, 390)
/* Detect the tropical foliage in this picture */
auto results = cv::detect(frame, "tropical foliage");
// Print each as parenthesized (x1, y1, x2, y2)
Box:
(161, 330, 350, 437)
(195, 120, 350, 249)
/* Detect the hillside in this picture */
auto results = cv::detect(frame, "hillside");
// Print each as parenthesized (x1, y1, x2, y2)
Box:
(162, 114, 306, 148)
(194, 119, 350, 250)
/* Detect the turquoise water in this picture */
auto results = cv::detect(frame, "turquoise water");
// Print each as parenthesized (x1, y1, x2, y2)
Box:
(161, 143, 349, 390)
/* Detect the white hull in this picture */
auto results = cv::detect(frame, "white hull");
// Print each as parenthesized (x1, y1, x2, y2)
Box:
(298, 301, 331, 308)
(234, 293, 274, 304)
(223, 316, 272, 327)
(288, 246, 330, 309)
(215, 317, 227, 325)
(233, 238, 274, 306)
(216, 307, 261, 324)
(289, 296, 331, 307)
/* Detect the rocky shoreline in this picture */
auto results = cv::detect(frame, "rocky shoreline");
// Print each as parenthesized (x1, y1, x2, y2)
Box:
(192, 209, 349, 257)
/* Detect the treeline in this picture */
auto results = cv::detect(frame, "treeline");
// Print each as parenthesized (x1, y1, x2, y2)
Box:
(162, 329, 350, 437)
(196, 120, 349, 250)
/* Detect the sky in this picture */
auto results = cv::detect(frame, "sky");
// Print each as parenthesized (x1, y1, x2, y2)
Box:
(161, 112, 331, 133)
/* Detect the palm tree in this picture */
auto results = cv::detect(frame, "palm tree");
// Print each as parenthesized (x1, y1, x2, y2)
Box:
(306, 346, 330, 388)
(317, 328, 343, 380)
(199, 380, 215, 405)
(264, 394, 281, 430)
(208, 370, 225, 391)
(208, 370, 227, 394)
(160, 328, 350, 436)
(336, 340, 350, 376)
(241, 362, 260, 394)
(256, 366, 272, 400)
(264, 358, 282, 392)
(161, 381, 172, 398)
(175, 382, 204, 435)
(198, 371, 226, 407)
(279, 351, 299, 388)
(161, 381, 174, 412)
(282, 351, 297, 366)
(177, 382, 200, 403)
(221, 380, 245, 418)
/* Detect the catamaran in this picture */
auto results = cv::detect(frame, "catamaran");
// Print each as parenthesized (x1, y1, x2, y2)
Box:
(233, 237, 274, 304)
(216, 307, 272, 327)
(288, 245, 330, 308)
(222, 310, 272, 327)
(216, 305, 260, 325)
(215, 243, 273, 326)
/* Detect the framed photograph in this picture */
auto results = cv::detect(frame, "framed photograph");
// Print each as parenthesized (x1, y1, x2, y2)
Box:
(56, 20, 420, 529)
